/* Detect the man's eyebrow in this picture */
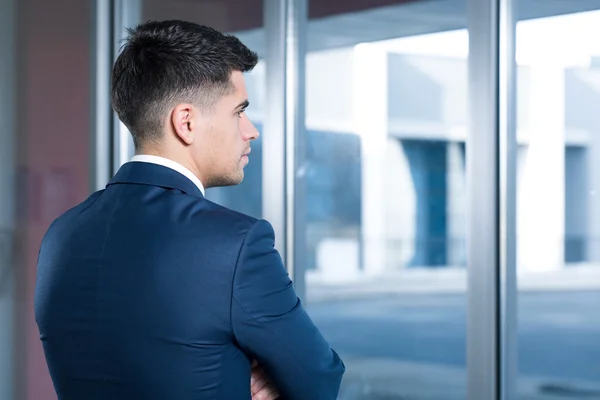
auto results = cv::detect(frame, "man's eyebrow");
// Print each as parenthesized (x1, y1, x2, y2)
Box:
(235, 100, 249, 110)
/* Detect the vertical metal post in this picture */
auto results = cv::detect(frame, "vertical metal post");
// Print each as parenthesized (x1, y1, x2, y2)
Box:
(467, 0, 499, 394)
(288, 0, 308, 300)
(112, 0, 140, 172)
(91, 0, 112, 190)
(498, 0, 518, 398)
(467, 0, 517, 398)
(263, 0, 286, 269)
(263, 0, 307, 299)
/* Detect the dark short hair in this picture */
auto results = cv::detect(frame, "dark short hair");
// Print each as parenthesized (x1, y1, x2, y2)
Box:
(111, 20, 258, 148)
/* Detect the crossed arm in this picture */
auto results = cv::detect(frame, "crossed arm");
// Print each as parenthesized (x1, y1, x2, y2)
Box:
(231, 219, 345, 400)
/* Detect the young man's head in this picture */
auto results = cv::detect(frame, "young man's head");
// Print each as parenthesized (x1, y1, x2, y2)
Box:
(111, 20, 259, 188)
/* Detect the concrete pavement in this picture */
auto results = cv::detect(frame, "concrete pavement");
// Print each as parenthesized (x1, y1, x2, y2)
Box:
(304, 290, 600, 399)
(336, 356, 600, 400)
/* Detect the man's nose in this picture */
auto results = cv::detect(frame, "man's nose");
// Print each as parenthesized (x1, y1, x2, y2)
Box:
(242, 115, 259, 140)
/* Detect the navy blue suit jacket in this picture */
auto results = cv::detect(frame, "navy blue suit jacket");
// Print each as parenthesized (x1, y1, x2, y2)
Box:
(34, 161, 345, 400)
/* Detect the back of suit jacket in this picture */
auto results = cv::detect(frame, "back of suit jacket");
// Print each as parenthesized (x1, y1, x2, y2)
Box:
(34, 161, 345, 400)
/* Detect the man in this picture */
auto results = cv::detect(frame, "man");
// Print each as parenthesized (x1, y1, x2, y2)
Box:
(34, 20, 345, 400)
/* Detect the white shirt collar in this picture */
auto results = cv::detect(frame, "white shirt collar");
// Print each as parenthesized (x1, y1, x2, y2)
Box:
(130, 154, 205, 195)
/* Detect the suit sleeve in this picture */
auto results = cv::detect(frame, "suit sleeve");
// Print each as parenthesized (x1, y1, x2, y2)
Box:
(231, 219, 345, 400)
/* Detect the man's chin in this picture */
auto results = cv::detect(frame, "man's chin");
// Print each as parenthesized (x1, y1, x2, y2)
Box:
(206, 172, 244, 188)
(229, 170, 244, 185)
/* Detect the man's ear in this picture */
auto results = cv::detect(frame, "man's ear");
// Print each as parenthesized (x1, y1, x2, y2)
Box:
(171, 103, 195, 145)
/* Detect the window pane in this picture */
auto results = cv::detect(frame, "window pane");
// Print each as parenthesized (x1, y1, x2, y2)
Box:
(516, 3, 600, 398)
(301, 1, 469, 398)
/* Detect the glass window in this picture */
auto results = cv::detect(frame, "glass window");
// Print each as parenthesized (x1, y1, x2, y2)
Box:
(301, 1, 469, 397)
(516, 4, 600, 398)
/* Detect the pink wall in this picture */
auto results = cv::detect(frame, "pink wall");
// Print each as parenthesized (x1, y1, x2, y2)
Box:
(15, 1, 91, 399)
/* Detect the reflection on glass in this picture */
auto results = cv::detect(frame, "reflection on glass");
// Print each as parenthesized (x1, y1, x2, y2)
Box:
(301, 2, 468, 398)
(516, 7, 600, 399)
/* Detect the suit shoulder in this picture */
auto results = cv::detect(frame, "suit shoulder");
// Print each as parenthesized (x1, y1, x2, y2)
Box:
(201, 200, 278, 239)
(198, 198, 260, 228)
(45, 190, 104, 230)
(40, 189, 105, 250)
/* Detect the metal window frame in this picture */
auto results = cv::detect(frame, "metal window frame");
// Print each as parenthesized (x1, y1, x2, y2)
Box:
(467, 0, 517, 399)
(112, 0, 140, 172)
(263, 0, 308, 299)
(92, 0, 139, 187)
(91, 0, 112, 191)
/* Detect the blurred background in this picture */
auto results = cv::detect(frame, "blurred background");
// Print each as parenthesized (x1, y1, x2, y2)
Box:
(0, 0, 599, 399)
